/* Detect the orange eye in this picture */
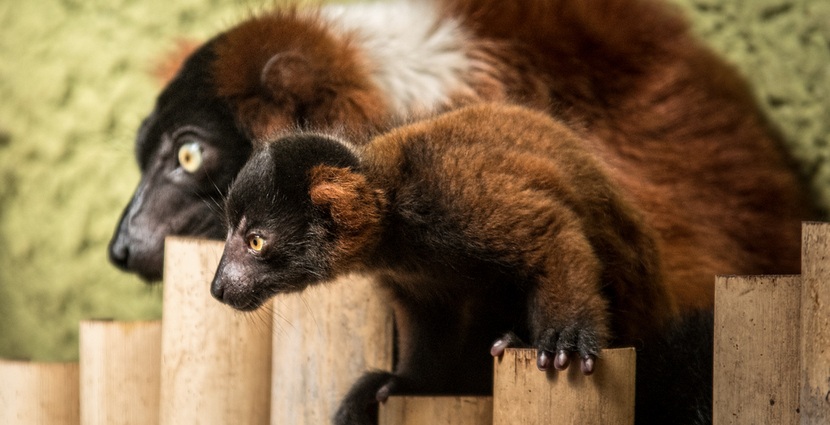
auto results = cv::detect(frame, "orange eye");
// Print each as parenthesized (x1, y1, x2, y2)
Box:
(248, 235, 265, 252)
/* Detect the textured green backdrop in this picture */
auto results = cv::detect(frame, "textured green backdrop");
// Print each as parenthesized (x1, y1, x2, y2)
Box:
(0, 0, 827, 361)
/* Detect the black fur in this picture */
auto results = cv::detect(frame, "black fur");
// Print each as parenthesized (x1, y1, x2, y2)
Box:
(211, 135, 361, 310)
(108, 40, 251, 280)
(635, 309, 713, 425)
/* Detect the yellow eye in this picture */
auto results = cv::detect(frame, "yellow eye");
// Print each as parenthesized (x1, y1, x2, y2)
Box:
(177, 141, 203, 173)
(248, 235, 265, 252)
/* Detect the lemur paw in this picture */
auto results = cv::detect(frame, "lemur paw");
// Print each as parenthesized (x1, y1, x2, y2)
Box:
(535, 325, 601, 375)
(490, 327, 601, 375)
(490, 331, 527, 357)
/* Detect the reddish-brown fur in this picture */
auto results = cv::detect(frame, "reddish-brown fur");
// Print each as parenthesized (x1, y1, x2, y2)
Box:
(214, 103, 717, 421)
(213, 10, 390, 140)
(309, 164, 387, 266)
(356, 104, 678, 344)
(201, 0, 814, 320)
(198, 2, 816, 420)
(437, 0, 814, 311)
(213, 0, 814, 289)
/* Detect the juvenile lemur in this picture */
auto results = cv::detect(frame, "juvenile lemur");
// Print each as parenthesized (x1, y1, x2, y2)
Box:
(212, 103, 768, 423)
(110, 0, 814, 301)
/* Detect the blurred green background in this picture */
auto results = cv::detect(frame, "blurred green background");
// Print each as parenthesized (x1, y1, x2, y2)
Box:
(0, 0, 827, 361)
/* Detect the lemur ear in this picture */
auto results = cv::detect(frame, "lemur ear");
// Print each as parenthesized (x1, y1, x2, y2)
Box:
(310, 165, 373, 228)
(308, 165, 385, 256)
(260, 51, 316, 105)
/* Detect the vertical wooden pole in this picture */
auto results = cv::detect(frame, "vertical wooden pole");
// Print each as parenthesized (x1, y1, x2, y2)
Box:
(801, 222, 830, 424)
(0, 360, 80, 425)
(379, 396, 492, 425)
(270, 274, 394, 425)
(79, 320, 161, 425)
(160, 237, 272, 425)
(713, 275, 801, 425)
(492, 347, 635, 425)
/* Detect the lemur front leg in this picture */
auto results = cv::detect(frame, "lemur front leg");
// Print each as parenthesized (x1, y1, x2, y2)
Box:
(492, 228, 610, 375)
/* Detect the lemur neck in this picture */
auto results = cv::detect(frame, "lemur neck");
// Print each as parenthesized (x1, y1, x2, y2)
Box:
(322, 0, 479, 118)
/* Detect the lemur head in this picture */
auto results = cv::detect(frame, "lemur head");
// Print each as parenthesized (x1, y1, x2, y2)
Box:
(211, 134, 385, 311)
(108, 41, 250, 281)
(108, 10, 386, 281)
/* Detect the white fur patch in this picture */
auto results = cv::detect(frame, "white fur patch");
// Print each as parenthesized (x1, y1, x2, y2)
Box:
(322, 0, 473, 117)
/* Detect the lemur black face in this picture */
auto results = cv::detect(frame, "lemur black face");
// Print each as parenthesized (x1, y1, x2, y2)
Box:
(211, 135, 361, 311)
(108, 41, 251, 281)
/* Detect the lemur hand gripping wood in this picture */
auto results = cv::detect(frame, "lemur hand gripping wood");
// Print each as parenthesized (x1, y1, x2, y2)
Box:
(211, 104, 680, 422)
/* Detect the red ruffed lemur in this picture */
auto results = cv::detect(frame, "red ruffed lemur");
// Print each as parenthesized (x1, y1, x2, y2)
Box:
(108, 0, 815, 423)
(210, 104, 785, 423)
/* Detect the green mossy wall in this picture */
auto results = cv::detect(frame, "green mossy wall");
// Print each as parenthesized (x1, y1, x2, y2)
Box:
(0, 0, 827, 361)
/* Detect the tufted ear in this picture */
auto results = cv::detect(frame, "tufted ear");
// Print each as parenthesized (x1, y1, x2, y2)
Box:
(260, 51, 316, 105)
(308, 165, 386, 262)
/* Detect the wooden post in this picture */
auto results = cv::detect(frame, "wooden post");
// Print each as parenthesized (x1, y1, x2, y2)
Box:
(379, 396, 492, 425)
(801, 222, 830, 424)
(160, 237, 272, 425)
(0, 360, 80, 425)
(270, 274, 394, 425)
(492, 347, 635, 425)
(713, 275, 801, 425)
(79, 320, 161, 425)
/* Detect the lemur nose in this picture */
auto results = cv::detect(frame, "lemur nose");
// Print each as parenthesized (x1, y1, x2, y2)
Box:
(210, 274, 226, 301)
(108, 237, 130, 270)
